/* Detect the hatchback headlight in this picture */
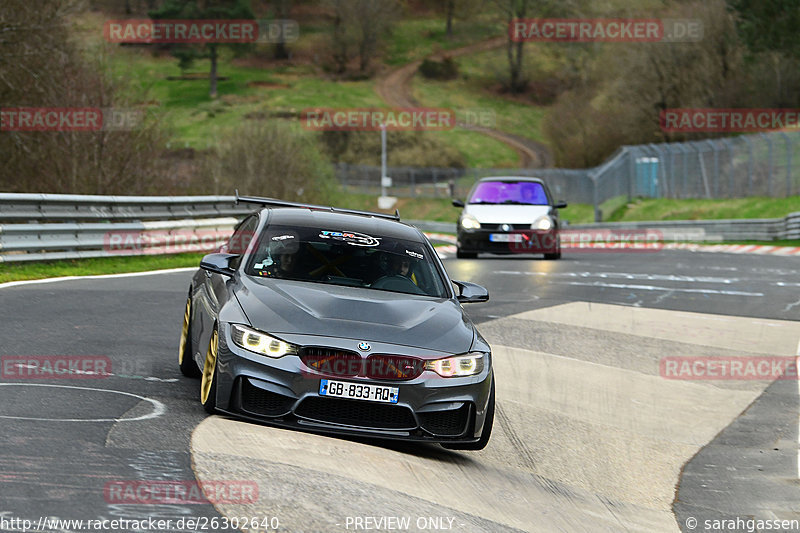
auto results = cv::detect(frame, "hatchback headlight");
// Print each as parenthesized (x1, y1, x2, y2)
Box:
(424, 352, 485, 377)
(460, 214, 481, 230)
(532, 216, 553, 231)
(231, 324, 297, 358)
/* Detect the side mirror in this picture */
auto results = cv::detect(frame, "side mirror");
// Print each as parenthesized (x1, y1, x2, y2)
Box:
(452, 199, 465, 208)
(453, 280, 489, 304)
(554, 200, 568, 209)
(200, 253, 238, 277)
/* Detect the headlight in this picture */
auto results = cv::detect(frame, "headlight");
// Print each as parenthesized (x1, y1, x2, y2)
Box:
(460, 214, 481, 230)
(424, 352, 485, 377)
(532, 216, 553, 231)
(231, 324, 297, 358)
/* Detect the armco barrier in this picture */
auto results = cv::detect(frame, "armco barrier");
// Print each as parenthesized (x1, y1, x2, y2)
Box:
(0, 193, 252, 263)
(413, 213, 800, 242)
(0, 193, 798, 262)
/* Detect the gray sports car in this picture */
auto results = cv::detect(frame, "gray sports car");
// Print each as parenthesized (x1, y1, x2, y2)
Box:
(178, 195, 495, 450)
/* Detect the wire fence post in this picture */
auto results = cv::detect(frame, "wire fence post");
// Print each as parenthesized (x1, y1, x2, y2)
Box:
(763, 133, 773, 197)
(723, 139, 735, 198)
(710, 140, 720, 198)
(627, 147, 635, 200)
(780, 132, 792, 196)
(742, 135, 754, 195)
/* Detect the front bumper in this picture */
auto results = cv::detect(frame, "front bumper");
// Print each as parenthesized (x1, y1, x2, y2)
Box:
(457, 228, 560, 255)
(213, 325, 493, 444)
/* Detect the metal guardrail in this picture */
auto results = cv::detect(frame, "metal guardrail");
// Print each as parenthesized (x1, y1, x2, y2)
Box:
(0, 194, 253, 263)
(568, 214, 800, 242)
(1, 193, 798, 263)
(407, 213, 800, 242)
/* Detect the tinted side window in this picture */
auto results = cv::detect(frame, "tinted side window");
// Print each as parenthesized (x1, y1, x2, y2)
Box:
(225, 215, 259, 256)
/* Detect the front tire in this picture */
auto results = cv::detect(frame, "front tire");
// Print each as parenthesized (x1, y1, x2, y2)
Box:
(543, 250, 561, 260)
(442, 377, 494, 451)
(178, 294, 201, 378)
(200, 326, 219, 414)
(456, 248, 477, 259)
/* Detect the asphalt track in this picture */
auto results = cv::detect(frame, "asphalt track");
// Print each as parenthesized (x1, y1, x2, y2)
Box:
(0, 249, 799, 532)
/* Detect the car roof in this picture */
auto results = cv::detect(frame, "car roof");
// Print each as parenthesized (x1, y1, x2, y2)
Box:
(475, 176, 547, 184)
(260, 207, 425, 242)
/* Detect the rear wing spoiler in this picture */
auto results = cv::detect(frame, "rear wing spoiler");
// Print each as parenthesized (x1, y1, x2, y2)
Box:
(234, 190, 400, 221)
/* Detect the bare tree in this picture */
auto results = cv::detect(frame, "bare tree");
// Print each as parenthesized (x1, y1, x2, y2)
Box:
(443, 0, 485, 39)
(199, 120, 337, 202)
(0, 0, 170, 194)
(492, 0, 567, 93)
(325, 0, 400, 75)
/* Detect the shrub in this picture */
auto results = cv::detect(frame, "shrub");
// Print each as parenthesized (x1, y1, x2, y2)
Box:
(418, 57, 459, 80)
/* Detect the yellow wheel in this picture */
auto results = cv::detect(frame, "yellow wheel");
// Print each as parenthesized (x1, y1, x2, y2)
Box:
(178, 295, 201, 378)
(200, 327, 219, 413)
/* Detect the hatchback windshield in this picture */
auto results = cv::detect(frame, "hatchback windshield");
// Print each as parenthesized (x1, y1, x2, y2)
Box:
(468, 180, 548, 205)
(246, 224, 449, 298)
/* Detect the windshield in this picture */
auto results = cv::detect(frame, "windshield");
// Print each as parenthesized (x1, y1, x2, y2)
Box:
(245, 225, 449, 298)
(468, 180, 549, 205)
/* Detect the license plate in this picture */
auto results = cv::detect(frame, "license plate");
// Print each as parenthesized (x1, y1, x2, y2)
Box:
(490, 233, 524, 242)
(319, 379, 399, 404)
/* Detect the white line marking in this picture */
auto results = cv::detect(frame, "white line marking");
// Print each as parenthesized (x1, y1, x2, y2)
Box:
(492, 270, 738, 284)
(0, 267, 197, 290)
(0, 383, 166, 422)
(557, 281, 763, 297)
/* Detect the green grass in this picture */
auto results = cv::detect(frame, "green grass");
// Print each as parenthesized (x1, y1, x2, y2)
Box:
(386, 17, 501, 66)
(606, 197, 800, 222)
(411, 49, 549, 156)
(112, 46, 384, 149)
(0, 253, 204, 283)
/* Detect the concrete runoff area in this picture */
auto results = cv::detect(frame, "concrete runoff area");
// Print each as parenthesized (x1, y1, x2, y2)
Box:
(191, 302, 800, 532)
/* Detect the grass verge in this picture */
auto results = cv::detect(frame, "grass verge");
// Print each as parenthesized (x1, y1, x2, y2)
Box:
(0, 253, 204, 284)
(606, 197, 800, 222)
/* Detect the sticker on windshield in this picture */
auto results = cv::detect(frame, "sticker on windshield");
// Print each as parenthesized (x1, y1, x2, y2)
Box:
(267, 231, 299, 253)
(319, 230, 381, 247)
(405, 249, 423, 260)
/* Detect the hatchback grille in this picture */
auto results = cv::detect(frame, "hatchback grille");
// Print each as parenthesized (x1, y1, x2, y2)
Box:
(479, 223, 530, 231)
(418, 405, 471, 436)
(240, 380, 294, 417)
(294, 397, 417, 430)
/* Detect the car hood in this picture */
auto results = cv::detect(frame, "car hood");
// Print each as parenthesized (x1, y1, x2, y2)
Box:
(235, 276, 475, 354)
(465, 204, 551, 223)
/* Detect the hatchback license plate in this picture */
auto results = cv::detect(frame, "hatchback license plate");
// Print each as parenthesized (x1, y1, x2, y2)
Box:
(490, 233, 523, 242)
(319, 379, 399, 404)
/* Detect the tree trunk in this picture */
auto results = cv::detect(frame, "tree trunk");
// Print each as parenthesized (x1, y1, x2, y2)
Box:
(446, 0, 455, 39)
(274, 0, 290, 59)
(209, 45, 218, 98)
(505, 0, 528, 94)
